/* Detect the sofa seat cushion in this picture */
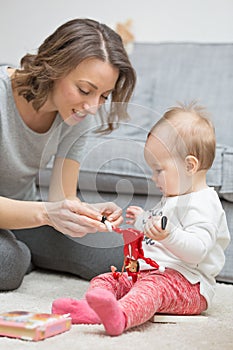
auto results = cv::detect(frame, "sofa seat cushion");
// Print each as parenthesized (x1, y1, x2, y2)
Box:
(79, 131, 160, 196)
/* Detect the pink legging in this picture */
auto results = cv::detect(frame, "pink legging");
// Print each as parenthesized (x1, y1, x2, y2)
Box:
(89, 268, 207, 330)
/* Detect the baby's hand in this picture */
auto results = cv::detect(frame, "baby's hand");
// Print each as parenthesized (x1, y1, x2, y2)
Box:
(126, 206, 144, 225)
(144, 216, 169, 241)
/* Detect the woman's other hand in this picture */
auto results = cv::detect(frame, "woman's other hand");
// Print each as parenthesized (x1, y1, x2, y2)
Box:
(44, 200, 123, 237)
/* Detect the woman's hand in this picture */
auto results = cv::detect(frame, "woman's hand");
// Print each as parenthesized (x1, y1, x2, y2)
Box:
(44, 200, 123, 237)
(144, 216, 169, 241)
(44, 199, 107, 237)
(126, 205, 144, 225)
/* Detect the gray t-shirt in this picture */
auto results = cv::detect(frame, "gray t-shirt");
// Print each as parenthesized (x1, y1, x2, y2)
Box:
(0, 65, 91, 200)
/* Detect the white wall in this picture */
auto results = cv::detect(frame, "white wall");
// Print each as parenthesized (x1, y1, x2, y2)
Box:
(1, 0, 233, 65)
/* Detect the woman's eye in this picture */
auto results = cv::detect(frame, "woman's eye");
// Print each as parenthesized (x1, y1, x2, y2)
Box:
(101, 95, 109, 101)
(78, 88, 89, 95)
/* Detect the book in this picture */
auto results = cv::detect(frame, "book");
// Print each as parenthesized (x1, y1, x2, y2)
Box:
(0, 311, 71, 341)
(151, 314, 208, 323)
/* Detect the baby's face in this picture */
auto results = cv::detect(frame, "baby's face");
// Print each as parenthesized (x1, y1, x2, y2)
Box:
(144, 134, 193, 197)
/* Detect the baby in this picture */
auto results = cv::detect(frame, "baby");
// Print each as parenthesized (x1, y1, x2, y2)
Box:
(52, 102, 230, 336)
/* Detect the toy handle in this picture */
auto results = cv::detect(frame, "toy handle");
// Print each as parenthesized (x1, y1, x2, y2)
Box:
(161, 216, 167, 230)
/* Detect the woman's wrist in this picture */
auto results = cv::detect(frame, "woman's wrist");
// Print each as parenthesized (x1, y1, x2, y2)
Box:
(39, 202, 51, 227)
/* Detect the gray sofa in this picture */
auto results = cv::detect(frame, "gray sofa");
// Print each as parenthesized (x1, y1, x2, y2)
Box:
(40, 43, 233, 283)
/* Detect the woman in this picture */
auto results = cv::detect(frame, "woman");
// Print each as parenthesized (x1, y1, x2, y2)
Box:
(0, 18, 136, 290)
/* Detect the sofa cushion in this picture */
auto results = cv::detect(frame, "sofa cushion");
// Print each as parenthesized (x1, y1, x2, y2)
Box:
(79, 134, 160, 196)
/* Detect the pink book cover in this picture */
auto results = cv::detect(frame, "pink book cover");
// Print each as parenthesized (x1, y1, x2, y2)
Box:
(0, 311, 72, 341)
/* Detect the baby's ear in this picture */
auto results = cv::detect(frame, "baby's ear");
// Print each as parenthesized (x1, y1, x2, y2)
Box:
(185, 155, 199, 174)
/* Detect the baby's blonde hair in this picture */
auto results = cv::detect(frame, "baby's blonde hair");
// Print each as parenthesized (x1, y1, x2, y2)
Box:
(149, 101, 216, 170)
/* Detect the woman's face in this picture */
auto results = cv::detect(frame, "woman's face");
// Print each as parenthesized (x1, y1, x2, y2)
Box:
(49, 58, 119, 125)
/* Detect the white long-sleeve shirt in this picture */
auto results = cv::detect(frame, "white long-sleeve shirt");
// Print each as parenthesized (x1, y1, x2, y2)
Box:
(135, 187, 230, 308)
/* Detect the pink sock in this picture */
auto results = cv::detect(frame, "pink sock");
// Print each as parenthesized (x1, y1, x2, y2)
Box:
(85, 288, 126, 336)
(52, 298, 101, 324)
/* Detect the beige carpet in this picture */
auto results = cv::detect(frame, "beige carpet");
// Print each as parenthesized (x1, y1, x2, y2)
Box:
(0, 270, 232, 350)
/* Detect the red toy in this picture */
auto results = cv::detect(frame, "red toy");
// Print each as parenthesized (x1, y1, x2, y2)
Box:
(112, 226, 165, 282)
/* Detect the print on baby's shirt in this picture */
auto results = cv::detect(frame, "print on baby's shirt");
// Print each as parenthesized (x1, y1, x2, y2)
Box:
(142, 208, 163, 226)
(144, 236, 155, 246)
(143, 208, 164, 246)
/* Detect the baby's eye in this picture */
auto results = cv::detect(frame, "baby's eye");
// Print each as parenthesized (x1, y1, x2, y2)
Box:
(155, 169, 162, 174)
